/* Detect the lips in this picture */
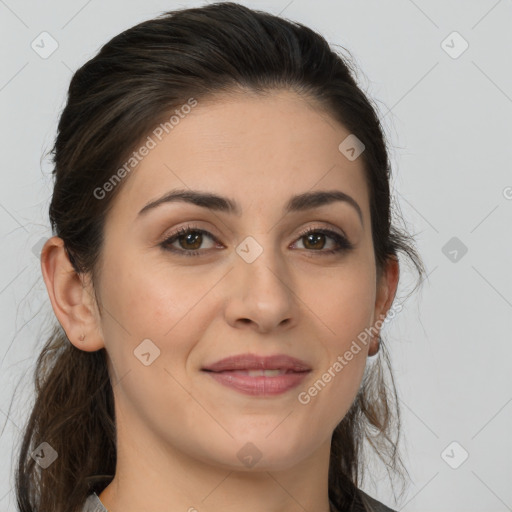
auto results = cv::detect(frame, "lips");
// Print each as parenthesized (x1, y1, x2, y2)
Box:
(201, 353, 311, 396)
(202, 353, 312, 373)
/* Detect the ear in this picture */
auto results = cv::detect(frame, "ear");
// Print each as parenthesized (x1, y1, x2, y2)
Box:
(40, 236, 105, 352)
(368, 255, 400, 357)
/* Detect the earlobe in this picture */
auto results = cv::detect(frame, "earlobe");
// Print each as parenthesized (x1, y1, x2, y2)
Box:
(368, 333, 381, 357)
(40, 236, 104, 352)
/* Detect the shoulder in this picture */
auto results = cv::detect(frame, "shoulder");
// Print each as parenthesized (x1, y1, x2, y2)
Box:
(358, 489, 397, 512)
(82, 492, 108, 512)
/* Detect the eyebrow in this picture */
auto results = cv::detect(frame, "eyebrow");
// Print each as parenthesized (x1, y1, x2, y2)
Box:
(138, 188, 363, 226)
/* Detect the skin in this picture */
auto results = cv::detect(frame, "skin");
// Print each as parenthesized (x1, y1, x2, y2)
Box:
(41, 89, 399, 512)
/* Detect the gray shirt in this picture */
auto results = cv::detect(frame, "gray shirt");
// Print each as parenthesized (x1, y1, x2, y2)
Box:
(82, 492, 108, 512)
(82, 489, 396, 512)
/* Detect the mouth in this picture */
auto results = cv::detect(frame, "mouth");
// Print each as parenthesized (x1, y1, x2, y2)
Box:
(201, 353, 311, 396)
(213, 369, 304, 377)
(202, 353, 312, 372)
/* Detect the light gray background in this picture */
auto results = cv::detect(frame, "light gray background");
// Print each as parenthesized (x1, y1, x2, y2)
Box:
(1, 1, 511, 511)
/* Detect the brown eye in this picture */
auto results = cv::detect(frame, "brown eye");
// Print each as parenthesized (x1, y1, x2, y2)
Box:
(159, 225, 353, 258)
(160, 226, 220, 256)
(176, 230, 203, 250)
(293, 228, 353, 255)
(302, 232, 327, 250)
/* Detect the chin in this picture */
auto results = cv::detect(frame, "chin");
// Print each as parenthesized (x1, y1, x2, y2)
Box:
(198, 433, 313, 473)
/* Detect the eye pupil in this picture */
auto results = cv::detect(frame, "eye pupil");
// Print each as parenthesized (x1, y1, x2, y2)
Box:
(180, 231, 202, 250)
(304, 233, 325, 250)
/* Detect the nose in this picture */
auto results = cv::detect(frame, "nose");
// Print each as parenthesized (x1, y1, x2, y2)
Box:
(223, 237, 300, 334)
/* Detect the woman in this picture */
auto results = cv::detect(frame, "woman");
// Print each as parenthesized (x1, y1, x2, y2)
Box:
(13, 3, 424, 512)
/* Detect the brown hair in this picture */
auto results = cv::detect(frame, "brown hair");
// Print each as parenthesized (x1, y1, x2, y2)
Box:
(11, 3, 425, 511)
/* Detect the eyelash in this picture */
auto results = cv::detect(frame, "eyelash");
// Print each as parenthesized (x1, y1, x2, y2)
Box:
(159, 224, 354, 258)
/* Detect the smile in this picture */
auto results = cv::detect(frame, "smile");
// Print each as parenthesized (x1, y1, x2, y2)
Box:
(203, 369, 310, 396)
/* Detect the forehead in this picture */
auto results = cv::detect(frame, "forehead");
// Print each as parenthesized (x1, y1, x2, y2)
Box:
(109, 89, 370, 223)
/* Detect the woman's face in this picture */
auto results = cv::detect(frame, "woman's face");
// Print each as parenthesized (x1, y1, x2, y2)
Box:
(81, 90, 397, 471)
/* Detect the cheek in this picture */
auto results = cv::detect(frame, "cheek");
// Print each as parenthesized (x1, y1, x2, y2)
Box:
(308, 261, 376, 343)
(100, 254, 223, 373)
(101, 249, 191, 332)
(302, 262, 375, 417)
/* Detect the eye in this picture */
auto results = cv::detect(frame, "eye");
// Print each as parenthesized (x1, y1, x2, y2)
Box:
(159, 224, 221, 257)
(159, 224, 354, 257)
(291, 226, 354, 256)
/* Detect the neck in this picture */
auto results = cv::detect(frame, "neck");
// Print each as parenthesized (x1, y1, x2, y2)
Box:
(98, 438, 333, 512)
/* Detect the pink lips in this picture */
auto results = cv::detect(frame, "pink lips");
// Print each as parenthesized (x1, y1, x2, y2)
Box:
(202, 353, 311, 396)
